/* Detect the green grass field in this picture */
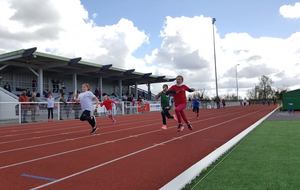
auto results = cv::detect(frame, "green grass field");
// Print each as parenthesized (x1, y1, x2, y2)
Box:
(184, 120, 300, 190)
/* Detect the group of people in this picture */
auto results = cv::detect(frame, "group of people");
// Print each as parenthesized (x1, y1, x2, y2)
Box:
(18, 91, 39, 123)
(156, 75, 195, 131)
(72, 83, 117, 134)
(17, 75, 197, 135)
(71, 75, 196, 134)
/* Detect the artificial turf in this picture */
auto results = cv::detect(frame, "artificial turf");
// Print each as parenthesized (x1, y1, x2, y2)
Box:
(184, 120, 300, 190)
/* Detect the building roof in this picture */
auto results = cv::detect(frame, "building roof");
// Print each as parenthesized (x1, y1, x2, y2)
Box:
(0, 47, 175, 85)
(283, 89, 300, 97)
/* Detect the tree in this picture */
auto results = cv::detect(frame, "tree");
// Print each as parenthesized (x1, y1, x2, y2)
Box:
(257, 75, 274, 100)
(247, 88, 256, 99)
(247, 75, 275, 100)
(224, 93, 237, 100)
(274, 88, 287, 101)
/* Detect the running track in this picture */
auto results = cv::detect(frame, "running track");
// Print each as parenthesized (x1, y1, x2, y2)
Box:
(0, 105, 276, 190)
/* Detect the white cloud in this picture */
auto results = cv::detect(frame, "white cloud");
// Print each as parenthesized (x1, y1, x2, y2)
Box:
(279, 2, 300, 19)
(0, 0, 300, 97)
(0, 0, 149, 69)
(146, 16, 300, 97)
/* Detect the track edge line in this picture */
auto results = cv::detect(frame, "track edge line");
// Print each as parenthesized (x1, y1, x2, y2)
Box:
(159, 107, 279, 190)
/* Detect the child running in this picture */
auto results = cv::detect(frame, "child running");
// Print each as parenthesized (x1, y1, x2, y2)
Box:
(192, 95, 200, 118)
(76, 83, 100, 134)
(100, 94, 116, 123)
(156, 84, 175, 129)
(167, 75, 195, 132)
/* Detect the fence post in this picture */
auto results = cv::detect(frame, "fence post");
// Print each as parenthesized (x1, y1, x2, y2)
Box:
(18, 103, 21, 124)
(57, 102, 60, 120)
(121, 101, 125, 115)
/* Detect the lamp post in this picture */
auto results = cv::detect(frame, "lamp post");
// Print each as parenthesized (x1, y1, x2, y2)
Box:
(212, 17, 218, 98)
(235, 64, 239, 100)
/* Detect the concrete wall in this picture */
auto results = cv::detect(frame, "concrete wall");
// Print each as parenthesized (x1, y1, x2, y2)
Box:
(0, 87, 18, 121)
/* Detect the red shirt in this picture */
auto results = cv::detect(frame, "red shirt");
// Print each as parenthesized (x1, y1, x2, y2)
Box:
(19, 95, 29, 108)
(101, 99, 115, 110)
(168, 85, 190, 106)
(19, 95, 29, 102)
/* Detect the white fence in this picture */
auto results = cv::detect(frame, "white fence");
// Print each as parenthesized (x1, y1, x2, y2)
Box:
(0, 101, 161, 125)
(0, 100, 241, 125)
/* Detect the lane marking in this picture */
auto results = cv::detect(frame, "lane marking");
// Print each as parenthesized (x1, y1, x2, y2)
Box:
(30, 110, 263, 190)
(21, 173, 57, 182)
(0, 116, 161, 138)
(0, 110, 242, 154)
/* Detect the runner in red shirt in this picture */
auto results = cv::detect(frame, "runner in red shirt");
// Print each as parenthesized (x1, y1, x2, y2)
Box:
(100, 94, 116, 123)
(167, 75, 195, 131)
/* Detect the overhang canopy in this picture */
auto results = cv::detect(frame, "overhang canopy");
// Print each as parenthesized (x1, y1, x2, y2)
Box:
(0, 47, 175, 85)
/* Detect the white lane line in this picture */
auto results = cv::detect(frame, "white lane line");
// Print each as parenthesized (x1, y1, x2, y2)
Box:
(0, 110, 245, 169)
(0, 128, 163, 170)
(0, 113, 160, 134)
(30, 110, 261, 190)
(0, 117, 163, 145)
(0, 117, 159, 138)
(0, 122, 161, 154)
(0, 110, 242, 154)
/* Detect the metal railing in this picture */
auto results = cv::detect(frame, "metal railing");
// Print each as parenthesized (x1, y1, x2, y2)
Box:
(0, 100, 241, 125)
(0, 101, 161, 125)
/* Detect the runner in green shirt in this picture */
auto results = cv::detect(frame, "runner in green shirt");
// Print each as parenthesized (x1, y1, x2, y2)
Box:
(155, 84, 177, 129)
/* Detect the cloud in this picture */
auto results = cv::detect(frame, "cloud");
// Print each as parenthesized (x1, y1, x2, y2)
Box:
(9, 0, 60, 26)
(0, 0, 300, 97)
(0, 0, 149, 70)
(238, 64, 278, 78)
(147, 16, 300, 96)
(275, 75, 300, 88)
(220, 78, 253, 89)
(246, 55, 262, 62)
(279, 2, 300, 19)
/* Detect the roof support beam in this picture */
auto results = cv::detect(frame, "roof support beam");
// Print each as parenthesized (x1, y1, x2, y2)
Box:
(27, 66, 39, 77)
(0, 65, 8, 71)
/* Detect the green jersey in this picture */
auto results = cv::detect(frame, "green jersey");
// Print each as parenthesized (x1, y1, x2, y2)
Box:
(159, 92, 170, 108)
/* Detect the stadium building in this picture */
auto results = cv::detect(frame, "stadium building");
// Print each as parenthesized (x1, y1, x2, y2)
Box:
(0, 47, 174, 123)
(0, 47, 174, 98)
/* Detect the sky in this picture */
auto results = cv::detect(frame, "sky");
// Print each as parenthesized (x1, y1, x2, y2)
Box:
(0, 0, 300, 98)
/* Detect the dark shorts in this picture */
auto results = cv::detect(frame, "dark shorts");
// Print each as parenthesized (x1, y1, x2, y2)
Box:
(80, 110, 91, 121)
(193, 107, 199, 113)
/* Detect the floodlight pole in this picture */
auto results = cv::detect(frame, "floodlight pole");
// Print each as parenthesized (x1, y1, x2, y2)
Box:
(212, 18, 219, 98)
(236, 64, 239, 100)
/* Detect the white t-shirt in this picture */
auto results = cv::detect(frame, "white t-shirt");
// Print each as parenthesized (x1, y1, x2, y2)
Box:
(47, 98, 55, 108)
(78, 91, 96, 111)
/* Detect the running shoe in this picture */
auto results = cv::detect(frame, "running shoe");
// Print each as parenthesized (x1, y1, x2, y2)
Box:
(90, 126, 98, 134)
(187, 123, 193, 130)
(173, 114, 178, 122)
(177, 123, 184, 132)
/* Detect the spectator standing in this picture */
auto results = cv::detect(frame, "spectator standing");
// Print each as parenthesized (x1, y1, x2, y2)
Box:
(4, 82, 11, 92)
(19, 91, 29, 123)
(29, 92, 38, 122)
(59, 93, 67, 120)
(47, 94, 55, 121)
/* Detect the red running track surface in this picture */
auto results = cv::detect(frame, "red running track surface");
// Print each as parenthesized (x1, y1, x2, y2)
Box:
(0, 105, 276, 190)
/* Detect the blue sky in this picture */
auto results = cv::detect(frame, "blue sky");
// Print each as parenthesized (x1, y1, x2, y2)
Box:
(82, 0, 300, 56)
(1, 0, 299, 96)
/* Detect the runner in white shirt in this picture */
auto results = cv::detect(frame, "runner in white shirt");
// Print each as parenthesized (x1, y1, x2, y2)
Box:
(75, 83, 100, 134)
